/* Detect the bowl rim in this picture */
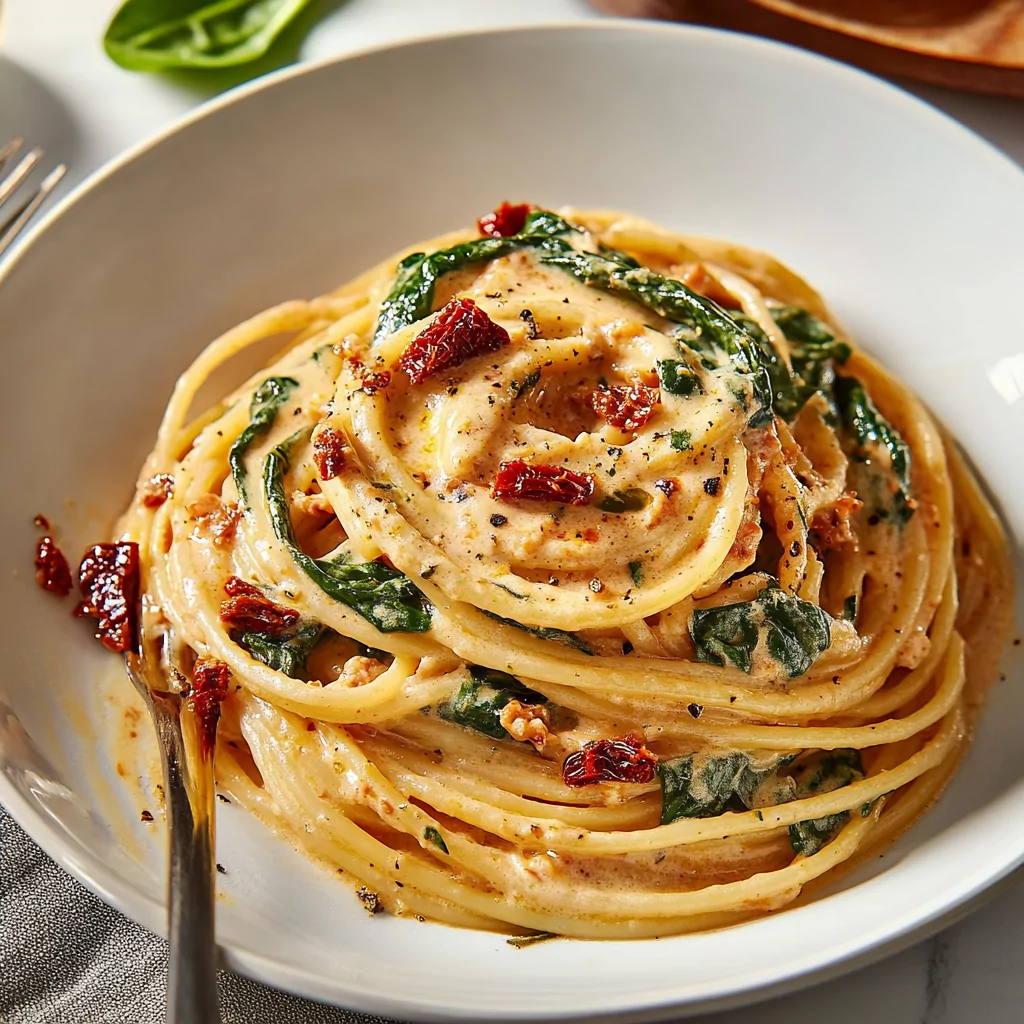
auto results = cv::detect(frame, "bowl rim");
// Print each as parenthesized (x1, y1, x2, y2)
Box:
(2, 18, 1024, 1022)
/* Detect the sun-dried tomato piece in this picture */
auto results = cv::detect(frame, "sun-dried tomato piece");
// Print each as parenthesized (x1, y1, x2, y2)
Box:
(492, 460, 595, 506)
(312, 425, 347, 480)
(562, 736, 658, 787)
(34, 536, 73, 597)
(477, 201, 531, 238)
(588, 382, 660, 432)
(398, 298, 510, 386)
(810, 491, 864, 549)
(189, 656, 230, 754)
(75, 543, 141, 653)
(140, 474, 174, 508)
(188, 496, 240, 548)
(350, 358, 392, 394)
(219, 575, 299, 636)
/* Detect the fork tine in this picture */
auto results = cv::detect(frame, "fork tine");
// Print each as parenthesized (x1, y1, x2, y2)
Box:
(0, 147, 42, 209)
(0, 163, 66, 259)
(0, 138, 24, 172)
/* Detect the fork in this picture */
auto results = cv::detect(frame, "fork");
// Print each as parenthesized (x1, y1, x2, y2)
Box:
(125, 630, 223, 1024)
(0, 138, 67, 259)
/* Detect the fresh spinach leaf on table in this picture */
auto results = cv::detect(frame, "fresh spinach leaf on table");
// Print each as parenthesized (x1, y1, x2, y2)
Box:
(104, 0, 315, 72)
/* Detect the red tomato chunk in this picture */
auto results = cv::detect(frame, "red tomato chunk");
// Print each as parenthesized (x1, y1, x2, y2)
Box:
(34, 536, 73, 597)
(190, 656, 230, 751)
(492, 460, 595, 506)
(589, 382, 660, 432)
(477, 201, 531, 238)
(219, 576, 299, 636)
(562, 736, 658, 787)
(75, 542, 141, 653)
(312, 425, 348, 480)
(398, 298, 510, 386)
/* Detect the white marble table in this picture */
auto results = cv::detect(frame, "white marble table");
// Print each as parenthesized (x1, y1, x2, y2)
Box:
(2, 1, 1023, 1021)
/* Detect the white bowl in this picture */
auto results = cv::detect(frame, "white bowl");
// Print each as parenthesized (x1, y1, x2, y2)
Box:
(1, 21, 1023, 1022)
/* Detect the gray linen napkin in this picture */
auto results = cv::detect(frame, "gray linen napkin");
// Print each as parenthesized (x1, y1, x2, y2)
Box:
(0, 804, 400, 1024)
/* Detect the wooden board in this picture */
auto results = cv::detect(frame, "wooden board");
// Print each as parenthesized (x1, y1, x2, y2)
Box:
(592, 0, 1024, 96)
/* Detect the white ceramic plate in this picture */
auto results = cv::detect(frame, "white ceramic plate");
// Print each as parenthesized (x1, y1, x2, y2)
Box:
(1, 21, 1023, 1023)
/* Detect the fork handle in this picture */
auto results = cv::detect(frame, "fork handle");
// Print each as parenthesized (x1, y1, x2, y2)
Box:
(152, 695, 222, 1024)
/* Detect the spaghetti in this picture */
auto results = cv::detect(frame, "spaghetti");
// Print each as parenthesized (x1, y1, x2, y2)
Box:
(111, 206, 1013, 938)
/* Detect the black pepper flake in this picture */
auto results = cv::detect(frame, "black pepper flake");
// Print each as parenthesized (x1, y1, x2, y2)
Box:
(216, 863, 227, 875)
(420, 565, 437, 580)
(548, 576, 560, 586)
(687, 702, 703, 719)
(703, 477, 721, 497)
(140, 810, 153, 823)
(729, 695, 737, 703)
(356, 886, 383, 915)
(490, 513, 508, 527)
(519, 308, 540, 339)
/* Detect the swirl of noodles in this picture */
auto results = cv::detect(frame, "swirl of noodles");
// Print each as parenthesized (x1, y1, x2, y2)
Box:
(115, 207, 1014, 938)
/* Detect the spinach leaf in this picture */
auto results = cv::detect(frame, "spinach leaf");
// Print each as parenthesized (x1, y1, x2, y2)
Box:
(768, 306, 851, 422)
(104, 0, 314, 71)
(729, 312, 807, 422)
(238, 623, 323, 679)
(787, 749, 864, 855)
(540, 249, 775, 427)
(689, 581, 832, 678)
(770, 306, 850, 359)
(438, 667, 547, 739)
(597, 488, 651, 514)
(373, 207, 778, 427)
(512, 369, 541, 400)
(835, 375, 914, 525)
(628, 560, 644, 587)
(656, 359, 704, 397)
(481, 610, 594, 656)
(263, 442, 431, 632)
(659, 751, 795, 825)
(597, 244, 641, 269)
(670, 429, 692, 451)
(229, 376, 299, 505)
(789, 813, 849, 855)
(423, 826, 449, 854)
(373, 211, 577, 341)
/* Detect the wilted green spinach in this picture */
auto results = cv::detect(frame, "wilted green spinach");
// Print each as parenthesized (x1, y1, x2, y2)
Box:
(689, 580, 833, 678)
